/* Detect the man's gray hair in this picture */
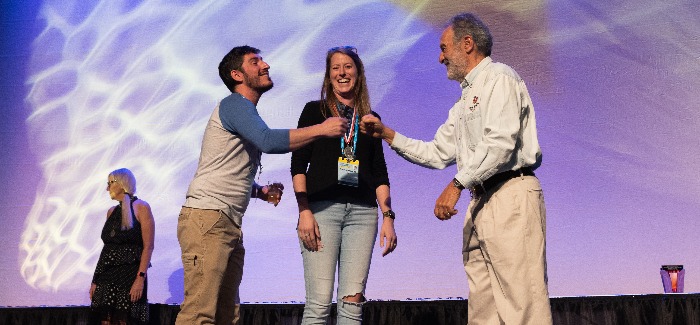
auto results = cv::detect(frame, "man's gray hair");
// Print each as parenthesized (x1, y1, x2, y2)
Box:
(449, 13, 493, 57)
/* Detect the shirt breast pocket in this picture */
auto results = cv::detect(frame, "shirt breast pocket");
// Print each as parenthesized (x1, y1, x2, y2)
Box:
(463, 111, 482, 150)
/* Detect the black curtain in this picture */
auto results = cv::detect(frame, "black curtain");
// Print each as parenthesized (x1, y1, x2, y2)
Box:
(1, 294, 699, 325)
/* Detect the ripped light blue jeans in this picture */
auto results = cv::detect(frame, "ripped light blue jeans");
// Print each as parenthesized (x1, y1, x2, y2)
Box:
(300, 200, 378, 325)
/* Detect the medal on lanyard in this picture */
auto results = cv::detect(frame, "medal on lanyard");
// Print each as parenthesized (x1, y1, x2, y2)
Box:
(337, 105, 360, 187)
(343, 146, 354, 161)
(340, 108, 358, 161)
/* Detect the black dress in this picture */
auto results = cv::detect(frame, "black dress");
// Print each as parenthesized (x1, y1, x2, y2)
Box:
(90, 198, 148, 324)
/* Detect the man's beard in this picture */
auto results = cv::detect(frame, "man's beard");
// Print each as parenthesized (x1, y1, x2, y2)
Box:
(243, 72, 274, 94)
(255, 82, 274, 94)
(445, 56, 468, 81)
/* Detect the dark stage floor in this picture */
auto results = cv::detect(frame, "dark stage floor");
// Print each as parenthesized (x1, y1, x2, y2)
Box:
(1, 293, 698, 324)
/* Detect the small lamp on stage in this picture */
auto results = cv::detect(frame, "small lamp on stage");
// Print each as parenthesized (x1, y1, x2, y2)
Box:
(660, 265, 684, 293)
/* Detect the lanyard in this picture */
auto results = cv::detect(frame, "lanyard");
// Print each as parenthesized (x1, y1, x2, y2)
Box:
(340, 109, 359, 156)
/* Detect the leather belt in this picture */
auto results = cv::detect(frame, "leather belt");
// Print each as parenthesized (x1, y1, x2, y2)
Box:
(470, 167, 535, 197)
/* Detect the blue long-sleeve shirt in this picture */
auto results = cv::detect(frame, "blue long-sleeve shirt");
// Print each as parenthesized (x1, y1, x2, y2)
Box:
(219, 93, 289, 153)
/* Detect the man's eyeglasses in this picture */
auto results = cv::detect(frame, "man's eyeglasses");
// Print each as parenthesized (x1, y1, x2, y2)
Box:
(107, 179, 118, 186)
(328, 46, 357, 54)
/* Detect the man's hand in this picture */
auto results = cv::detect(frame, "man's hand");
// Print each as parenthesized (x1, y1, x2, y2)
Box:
(319, 117, 348, 137)
(260, 183, 284, 206)
(289, 117, 348, 151)
(360, 114, 395, 144)
(360, 114, 384, 138)
(434, 180, 461, 220)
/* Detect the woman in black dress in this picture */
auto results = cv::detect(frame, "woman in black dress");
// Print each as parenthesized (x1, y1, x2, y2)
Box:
(90, 168, 155, 324)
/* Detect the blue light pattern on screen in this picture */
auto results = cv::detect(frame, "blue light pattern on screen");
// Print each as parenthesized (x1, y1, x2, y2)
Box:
(1, 0, 699, 306)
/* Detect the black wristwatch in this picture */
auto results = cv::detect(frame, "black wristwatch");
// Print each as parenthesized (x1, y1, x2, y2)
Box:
(382, 210, 395, 219)
(138, 272, 146, 278)
(452, 178, 465, 190)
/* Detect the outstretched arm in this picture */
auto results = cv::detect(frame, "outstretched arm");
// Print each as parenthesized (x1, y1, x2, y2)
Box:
(361, 113, 457, 170)
(289, 117, 348, 151)
(360, 114, 396, 145)
(219, 96, 348, 154)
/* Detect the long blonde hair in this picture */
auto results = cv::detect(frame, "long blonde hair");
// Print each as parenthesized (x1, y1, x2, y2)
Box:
(320, 46, 371, 118)
(109, 168, 137, 230)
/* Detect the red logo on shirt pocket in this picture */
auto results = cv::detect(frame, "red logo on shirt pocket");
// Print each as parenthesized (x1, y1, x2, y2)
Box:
(469, 96, 480, 111)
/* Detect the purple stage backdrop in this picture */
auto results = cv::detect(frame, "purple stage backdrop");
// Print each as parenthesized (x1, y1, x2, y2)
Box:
(1, 0, 699, 307)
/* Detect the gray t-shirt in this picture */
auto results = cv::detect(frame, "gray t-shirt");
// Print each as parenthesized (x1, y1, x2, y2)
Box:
(184, 92, 289, 226)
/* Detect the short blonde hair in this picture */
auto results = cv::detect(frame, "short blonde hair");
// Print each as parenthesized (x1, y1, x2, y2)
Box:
(109, 168, 137, 230)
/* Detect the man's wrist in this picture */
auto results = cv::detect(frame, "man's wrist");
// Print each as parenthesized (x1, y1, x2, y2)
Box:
(452, 178, 465, 190)
(383, 128, 396, 145)
(313, 123, 325, 139)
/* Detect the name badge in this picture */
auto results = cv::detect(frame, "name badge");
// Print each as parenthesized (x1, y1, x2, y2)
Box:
(338, 158, 359, 187)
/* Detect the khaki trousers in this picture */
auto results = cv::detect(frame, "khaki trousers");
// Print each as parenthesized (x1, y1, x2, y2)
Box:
(463, 175, 552, 325)
(176, 207, 244, 325)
